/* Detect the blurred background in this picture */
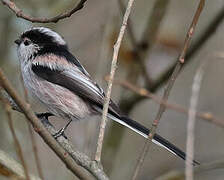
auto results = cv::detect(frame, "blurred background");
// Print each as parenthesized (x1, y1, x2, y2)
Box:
(1, 0, 224, 179)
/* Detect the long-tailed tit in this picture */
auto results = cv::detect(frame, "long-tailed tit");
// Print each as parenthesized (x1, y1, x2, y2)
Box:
(15, 27, 198, 164)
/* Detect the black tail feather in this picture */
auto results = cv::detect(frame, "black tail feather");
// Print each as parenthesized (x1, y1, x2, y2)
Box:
(118, 116, 200, 165)
(154, 134, 200, 165)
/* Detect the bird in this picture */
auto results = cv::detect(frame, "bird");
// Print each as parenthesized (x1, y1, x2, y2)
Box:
(14, 27, 198, 164)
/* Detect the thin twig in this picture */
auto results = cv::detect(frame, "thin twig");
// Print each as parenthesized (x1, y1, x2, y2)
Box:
(0, 68, 97, 180)
(116, 4, 224, 119)
(106, 77, 224, 128)
(132, 1, 205, 179)
(0, 149, 41, 180)
(104, 0, 171, 170)
(1, 0, 87, 23)
(150, 5, 224, 92)
(0, 95, 30, 180)
(185, 63, 205, 180)
(117, 0, 137, 47)
(20, 74, 44, 180)
(94, 0, 136, 162)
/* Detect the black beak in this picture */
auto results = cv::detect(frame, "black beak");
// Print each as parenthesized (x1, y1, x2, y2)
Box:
(14, 39, 22, 45)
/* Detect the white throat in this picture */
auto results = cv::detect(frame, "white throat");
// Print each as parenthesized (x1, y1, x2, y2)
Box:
(17, 43, 40, 63)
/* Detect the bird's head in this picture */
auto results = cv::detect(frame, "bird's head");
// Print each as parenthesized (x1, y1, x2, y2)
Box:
(15, 27, 67, 62)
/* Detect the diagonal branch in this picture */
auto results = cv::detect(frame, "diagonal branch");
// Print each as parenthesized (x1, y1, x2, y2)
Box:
(132, 1, 205, 179)
(103, 0, 171, 171)
(107, 77, 224, 128)
(150, 5, 224, 92)
(117, 4, 224, 117)
(2, 89, 109, 180)
(1, 0, 87, 23)
(0, 68, 108, 180)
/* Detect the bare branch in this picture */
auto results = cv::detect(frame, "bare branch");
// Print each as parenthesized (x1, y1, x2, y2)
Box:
(132, 1, 205, 179)
(0, 68, 107, 179)
(104, 0, 171, 169)
(1, 89, 109, 180)
(95, 0, 136, 162)
(0, 94, 30, 180)
(0, 149, 41, 180)
(1, 0, 87, 23)
(151, 5, 224, 91)
(116, 4, 224, 120)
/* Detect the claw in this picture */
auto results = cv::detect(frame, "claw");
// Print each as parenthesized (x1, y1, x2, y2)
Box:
(52, 119, 72, 139)
(53, 127, 68, 139)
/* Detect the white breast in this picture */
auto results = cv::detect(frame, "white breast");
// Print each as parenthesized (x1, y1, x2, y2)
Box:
(20, 62, 93, 121)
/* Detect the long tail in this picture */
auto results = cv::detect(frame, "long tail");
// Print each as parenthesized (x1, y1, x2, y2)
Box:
(107, 114, 199, 165)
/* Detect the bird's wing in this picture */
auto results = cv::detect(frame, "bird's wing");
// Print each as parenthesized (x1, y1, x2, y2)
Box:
(31, 61, 121, 117)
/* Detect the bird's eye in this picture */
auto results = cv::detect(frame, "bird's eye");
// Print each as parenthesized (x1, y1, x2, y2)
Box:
(24, 40, 31, 46)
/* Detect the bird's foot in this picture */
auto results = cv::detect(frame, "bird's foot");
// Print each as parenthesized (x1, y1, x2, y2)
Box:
(53, 119, 72, 139)
(53, 127, 68, 139)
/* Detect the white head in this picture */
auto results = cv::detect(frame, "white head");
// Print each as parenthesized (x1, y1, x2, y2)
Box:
(15, 27, 67, 63)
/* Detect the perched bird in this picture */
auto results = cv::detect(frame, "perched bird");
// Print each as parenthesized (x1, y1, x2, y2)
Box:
(15, 27, 198, 164)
